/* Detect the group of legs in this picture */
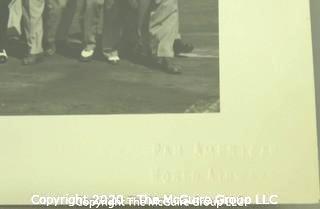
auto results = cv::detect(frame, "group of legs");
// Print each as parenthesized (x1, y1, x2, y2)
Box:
(0, 0, 70, 64)
(0, 0, 193, 74)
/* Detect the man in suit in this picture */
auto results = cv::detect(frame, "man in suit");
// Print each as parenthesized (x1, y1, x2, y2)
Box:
(0, 0, 12, 64)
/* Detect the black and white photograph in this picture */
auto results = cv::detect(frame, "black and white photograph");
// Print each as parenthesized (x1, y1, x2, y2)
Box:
(0, 0, 218, 115)
(1, 0, 320, 207)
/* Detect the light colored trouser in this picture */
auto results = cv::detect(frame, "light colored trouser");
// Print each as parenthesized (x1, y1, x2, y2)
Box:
(22, 0, 45, 55)
(83, 0, 125, 52)
(22, 0, 69, 54)
(149, 0, 181, 57)
(8, 0, 23, 35)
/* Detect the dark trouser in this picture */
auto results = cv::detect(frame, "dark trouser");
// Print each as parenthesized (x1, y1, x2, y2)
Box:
(0, 0, 11, 50)
(44, 0, 75, 46)
(82, 0, 129, 52)
(82, 0, 104, 50)
(136, 0, 152, 56)
(102, 0, 128, 52)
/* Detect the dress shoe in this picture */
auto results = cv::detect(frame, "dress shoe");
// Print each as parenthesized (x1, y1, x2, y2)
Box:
(45, 43, 56, 56)
(23, 53, 43, 65)
(173, 39, 194, 56)
(80, 49, 94, 62)
(103, 50, 120, 65)
(0, 50, 8, 64)
(157, 57, 181, 74)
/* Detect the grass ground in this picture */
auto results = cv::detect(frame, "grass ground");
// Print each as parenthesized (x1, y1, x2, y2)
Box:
(0, 0, 219, 115)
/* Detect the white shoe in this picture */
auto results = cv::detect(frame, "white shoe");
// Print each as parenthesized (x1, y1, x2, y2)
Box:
(80, 49, 94, 62)
(0, 49, 8, 58)
(108, 55, 120, 61)
(0, 49, 8, 64)
(104, 50, 120, 64)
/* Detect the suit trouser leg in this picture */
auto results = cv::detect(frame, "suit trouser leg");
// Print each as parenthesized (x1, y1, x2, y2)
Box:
(149, 0, 179, 57)
(44, 0, 68, 46)
(120, 1, 139, 48)
(22, 0, 45, 55)
(131, 0, 155, 57)
(102, 0, 124, 53)
(0, 0, 11, 50)
(7, 0, 23, 35)
(83, 0, 104, 51)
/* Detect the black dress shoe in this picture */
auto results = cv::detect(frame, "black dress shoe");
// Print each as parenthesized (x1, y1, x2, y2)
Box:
(158, 57, 181, 75)
(23, 53, 43, 65)
(44, 43, 56, 56)
(173, 39, 194, 56)
(0, 50, 8, 64)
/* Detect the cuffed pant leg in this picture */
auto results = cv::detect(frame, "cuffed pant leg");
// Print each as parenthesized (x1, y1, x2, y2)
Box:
(22, 0, 45, 55)
(102, 0, 124, 52)
(149, 0, 179, 57)
(83, 0, 104, 50)
(7, 0, 23, 35)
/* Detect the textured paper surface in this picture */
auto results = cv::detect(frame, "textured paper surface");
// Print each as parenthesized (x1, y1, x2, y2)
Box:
(0, 0, 319, 204)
